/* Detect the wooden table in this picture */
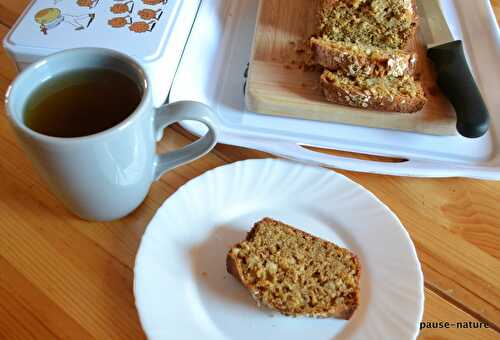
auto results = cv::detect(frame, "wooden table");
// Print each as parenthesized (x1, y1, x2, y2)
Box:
(0, 1, 499, 339)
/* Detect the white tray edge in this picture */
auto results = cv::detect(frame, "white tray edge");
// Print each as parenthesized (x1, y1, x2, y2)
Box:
(172, 0, 500, 180)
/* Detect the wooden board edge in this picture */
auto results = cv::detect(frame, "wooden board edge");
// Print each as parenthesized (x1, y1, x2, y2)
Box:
(245, 78, 457, 136)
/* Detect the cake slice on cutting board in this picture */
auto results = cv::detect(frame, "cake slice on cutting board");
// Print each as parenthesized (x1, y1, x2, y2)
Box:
(317, 0, 418, 50)
(310, 37, 417, 78)
(244, 0, 457, 135)
(310, 0, 427, 113)
(320, 69, 426, 112)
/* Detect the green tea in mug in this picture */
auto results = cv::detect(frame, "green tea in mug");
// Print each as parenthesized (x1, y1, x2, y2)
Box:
(23, 68, 142, 138)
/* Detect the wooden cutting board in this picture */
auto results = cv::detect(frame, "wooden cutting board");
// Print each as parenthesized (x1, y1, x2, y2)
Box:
(245, 0, 457, 136)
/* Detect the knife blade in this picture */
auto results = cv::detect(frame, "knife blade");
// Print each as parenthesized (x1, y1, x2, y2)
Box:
(418, 0, 455, 48)
(417, 0, 490, 138)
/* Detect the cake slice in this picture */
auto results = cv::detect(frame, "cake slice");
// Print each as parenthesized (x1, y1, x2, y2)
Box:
(320, 69, 426, 112)
(318, 0, 417, 50)
(313, 0, 426, 112)
(226, 218, 361, 319)
(310, 37, 417, 77)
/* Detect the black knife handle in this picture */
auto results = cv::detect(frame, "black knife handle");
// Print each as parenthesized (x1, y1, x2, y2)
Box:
(428, 40, 490, 138)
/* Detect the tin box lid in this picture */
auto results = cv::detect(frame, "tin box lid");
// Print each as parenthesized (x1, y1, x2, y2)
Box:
(4, 0, 198, 62)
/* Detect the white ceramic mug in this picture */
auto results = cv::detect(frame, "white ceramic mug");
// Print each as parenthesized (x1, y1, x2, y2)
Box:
(5, 48, 219, 221)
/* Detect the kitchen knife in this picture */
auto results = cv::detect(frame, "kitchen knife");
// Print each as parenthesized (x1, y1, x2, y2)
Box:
(418, 0, 490, 138)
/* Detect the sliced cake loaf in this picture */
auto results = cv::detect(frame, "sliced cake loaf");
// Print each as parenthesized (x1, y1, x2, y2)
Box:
(318, 0, 417, 50)
(226, 218, 361, 319)
(310, 37, 417, 77)
(320, 69, 426, 112)
(311, 0, 426, 112)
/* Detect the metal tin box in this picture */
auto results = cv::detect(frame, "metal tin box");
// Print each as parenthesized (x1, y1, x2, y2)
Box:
(3, 0, 200, 107)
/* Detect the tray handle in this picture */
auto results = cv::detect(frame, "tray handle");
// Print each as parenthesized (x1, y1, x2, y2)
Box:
(181, 126, 500, 180)
(225, 134, 470, 178)
(270, 142, 416, 175)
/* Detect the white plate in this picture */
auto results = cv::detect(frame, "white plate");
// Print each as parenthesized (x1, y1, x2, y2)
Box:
(134, 159, 424, 340)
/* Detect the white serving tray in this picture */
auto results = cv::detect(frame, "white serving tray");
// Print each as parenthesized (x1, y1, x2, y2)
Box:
(170, 0, 500, 180)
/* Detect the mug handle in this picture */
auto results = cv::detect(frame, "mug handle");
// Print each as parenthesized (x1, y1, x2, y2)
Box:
(153, 101, 219, 180)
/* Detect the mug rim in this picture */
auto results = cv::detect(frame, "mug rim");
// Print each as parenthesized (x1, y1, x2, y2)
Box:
(4, 47, 151, 144)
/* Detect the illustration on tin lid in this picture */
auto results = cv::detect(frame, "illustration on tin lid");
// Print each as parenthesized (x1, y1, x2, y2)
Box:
(108, 16, 157, 33)
(108, 0, 167, 33)
(110, 1, 135, 14)
(108, 16, 133, 28)
(32, 0, 170, 36)
(141, 0, 167, 5)
(34, 7, 95, 35)
(128, 20, 157, 33)
(76, 0, 100, 8)
(138, 8, 163, 21)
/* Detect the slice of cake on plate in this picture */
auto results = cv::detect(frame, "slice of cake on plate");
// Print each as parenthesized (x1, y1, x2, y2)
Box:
(226, 218, 361, 319)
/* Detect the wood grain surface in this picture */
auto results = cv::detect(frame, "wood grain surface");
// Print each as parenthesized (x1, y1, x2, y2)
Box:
(246, 0, 457, 135)
(0, 1, 499, 339)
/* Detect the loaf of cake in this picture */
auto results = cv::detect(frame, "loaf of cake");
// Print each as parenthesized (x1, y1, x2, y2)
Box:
(226, 218, 361, 319)
(321, 69, 426, 112)
(318, 0, 417, 50)
(310, 37, 417, 78)
(311, 0, 426, 113)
